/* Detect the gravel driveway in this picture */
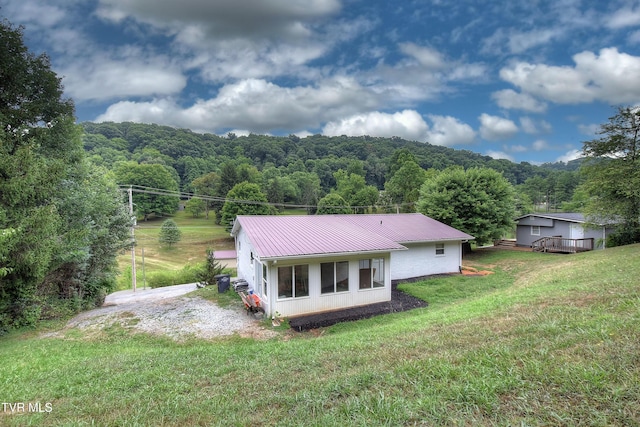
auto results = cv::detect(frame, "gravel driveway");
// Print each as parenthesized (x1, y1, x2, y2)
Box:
(55, 284, 275, 341)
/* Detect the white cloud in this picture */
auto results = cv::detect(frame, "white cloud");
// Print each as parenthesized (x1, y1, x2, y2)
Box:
(500, 48, 640, 105)
(424, 115, 476, 146)
(399, 43, 447, 70)
(323, 110, 429, 141)
(61, 49, 187, 101)
(96, 77, 380, 133)
(492, 89, 547, 113)
(486, 150, 514, 161)
(556, 149, 582, 163)
(520, 117, 552, 134)
(478, 114, 518, 141)
(532, 139, 551, 151)
(606, 5, 640, 29)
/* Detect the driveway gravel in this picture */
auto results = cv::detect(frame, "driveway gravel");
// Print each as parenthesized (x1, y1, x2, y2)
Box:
(55, 284, 274, 341)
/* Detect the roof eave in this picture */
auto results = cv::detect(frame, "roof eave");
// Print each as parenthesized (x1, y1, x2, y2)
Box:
(258, 246, 408, 262)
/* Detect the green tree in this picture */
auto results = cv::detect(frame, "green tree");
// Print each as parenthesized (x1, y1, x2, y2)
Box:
(0, 19, 130, 331)
(220, 182, 273, 230)
(195, 249, 227, 287)
(192, 172, 220, 220)
(159, 219, 182, 247)
(581, 106, 640, 245)
(113, 161, 179, 220)
(384, 160, 429, 212)
(417, 167, 515, 246)
(185, 197, 206, 218)
(316, 193, 352, 215)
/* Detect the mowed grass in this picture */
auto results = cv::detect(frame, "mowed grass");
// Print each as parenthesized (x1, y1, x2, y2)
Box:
(2, 245, 639, 425)
(116, 210, 234, 289)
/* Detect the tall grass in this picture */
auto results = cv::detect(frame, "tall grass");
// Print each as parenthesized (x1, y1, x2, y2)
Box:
(2, 245, 639, 425)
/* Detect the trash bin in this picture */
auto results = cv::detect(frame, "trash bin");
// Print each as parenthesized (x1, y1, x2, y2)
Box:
(215, 274, 231, 293)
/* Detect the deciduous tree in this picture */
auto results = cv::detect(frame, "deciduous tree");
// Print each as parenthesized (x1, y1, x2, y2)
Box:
(417, 167, 515, 246)
(581, 106, 640, 245)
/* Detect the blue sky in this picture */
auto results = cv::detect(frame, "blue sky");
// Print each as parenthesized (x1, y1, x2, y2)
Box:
(3, 0, 640, 164)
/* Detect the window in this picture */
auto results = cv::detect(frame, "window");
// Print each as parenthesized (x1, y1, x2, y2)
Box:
(262, 264, 268, 297)
(321, 261, 349, 294)
(435, 243, 445, 256)
(531, 226, 540, 236)
(277, 265, 309, 299)
(359, 258, 384, 289)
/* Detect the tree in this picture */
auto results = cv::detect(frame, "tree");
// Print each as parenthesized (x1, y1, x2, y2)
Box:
(384, 160, 429, 212)
(185, 197, 206, 218)
(0, 19, 130, 331)
(581, 106, 640, 245)
(159, 219, 182, 247)
(195, 249, 227, 287)
(192, 172, 220, 220)
(316, 193, 352, 214)
(417, 167, 515, 246)
(220, 182, 273, 230)
(113, 161, 180, 220)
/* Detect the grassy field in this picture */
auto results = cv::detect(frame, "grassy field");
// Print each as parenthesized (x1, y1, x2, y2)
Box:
(2, 245, 639, 425)
(117, 211, 235, 289)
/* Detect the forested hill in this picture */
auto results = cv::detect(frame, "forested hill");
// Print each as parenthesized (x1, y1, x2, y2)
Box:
(81, 121, 576, 191)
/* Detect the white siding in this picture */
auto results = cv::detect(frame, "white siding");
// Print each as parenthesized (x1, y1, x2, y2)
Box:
(268, 254, 392, 318)
(390, 241, 462, 280)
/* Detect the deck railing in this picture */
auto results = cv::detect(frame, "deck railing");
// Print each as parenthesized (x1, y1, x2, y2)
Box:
(532, 237, 594, 253)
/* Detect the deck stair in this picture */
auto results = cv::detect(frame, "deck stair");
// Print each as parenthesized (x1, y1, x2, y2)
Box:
(532, 237, 594, 253)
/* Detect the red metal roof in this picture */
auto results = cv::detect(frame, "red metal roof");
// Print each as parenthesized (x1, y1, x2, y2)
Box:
(232, 213, 473, 260)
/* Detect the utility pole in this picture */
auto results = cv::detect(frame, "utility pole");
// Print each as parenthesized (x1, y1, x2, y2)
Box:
(128, 186, 137, 292)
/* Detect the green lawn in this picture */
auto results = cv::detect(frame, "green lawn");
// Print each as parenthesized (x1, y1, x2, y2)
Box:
(117, 211, 235, 289)
(2, 245, 639, 425)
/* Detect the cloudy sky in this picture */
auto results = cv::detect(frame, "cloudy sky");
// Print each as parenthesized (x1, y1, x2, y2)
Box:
(3, 0, 640, 164)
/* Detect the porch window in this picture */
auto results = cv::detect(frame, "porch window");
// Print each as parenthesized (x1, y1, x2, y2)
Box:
(531, 226, 540, 236)
(277, 264, 309, 299)
(359, 258, 384, 289)
(262, 264, 268, 297)
(435, 243, 445, 256)
(321, 261, 349, 294)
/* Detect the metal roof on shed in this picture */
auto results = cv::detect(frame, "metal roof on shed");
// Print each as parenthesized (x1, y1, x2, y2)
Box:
(232, 214, 474, 260)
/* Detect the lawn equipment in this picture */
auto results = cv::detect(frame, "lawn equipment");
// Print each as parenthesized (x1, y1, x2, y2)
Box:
(237, 289, 265, 319)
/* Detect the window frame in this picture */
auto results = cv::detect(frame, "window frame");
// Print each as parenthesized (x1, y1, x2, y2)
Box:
(359, 258, 385, 290)
(277, 264, 309, 300)
(435, 243, 445, 256)
(531, 225, 540, 236)
(321, 261, 349, 294)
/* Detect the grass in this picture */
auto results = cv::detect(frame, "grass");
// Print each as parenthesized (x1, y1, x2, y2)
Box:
(2, 245, 639, 425)
(117, 210, 235, 289)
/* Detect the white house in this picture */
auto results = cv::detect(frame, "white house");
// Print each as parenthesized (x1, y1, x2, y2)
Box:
(231, 213, 473, 318)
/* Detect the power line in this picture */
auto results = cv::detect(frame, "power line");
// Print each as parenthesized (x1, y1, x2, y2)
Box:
(119, 184, 414, 211)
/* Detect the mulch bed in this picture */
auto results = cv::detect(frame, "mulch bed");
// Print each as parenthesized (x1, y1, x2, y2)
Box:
(288, 284, 428, 332)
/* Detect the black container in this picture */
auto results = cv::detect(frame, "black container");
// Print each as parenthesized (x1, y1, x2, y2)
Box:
(215, 274, 231, 293)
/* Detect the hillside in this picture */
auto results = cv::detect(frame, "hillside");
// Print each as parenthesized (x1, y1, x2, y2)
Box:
(2, 245, 638, 425)
(81, 121, 557, 189)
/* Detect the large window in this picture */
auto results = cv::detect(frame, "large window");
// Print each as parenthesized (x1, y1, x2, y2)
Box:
(321, 261, 349, 294)
(277, 265, 309, 299)
(359, 258, 384, 289)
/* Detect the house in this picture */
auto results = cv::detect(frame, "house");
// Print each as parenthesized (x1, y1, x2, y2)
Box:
(515, 213, 616, 252)
(230, 213, 473, 318)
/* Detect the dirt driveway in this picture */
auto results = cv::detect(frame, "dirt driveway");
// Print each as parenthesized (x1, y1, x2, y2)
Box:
(52, 284, 275, 341)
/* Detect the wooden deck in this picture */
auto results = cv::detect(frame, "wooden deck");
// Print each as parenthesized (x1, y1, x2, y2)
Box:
(532, 237, 594, 253)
